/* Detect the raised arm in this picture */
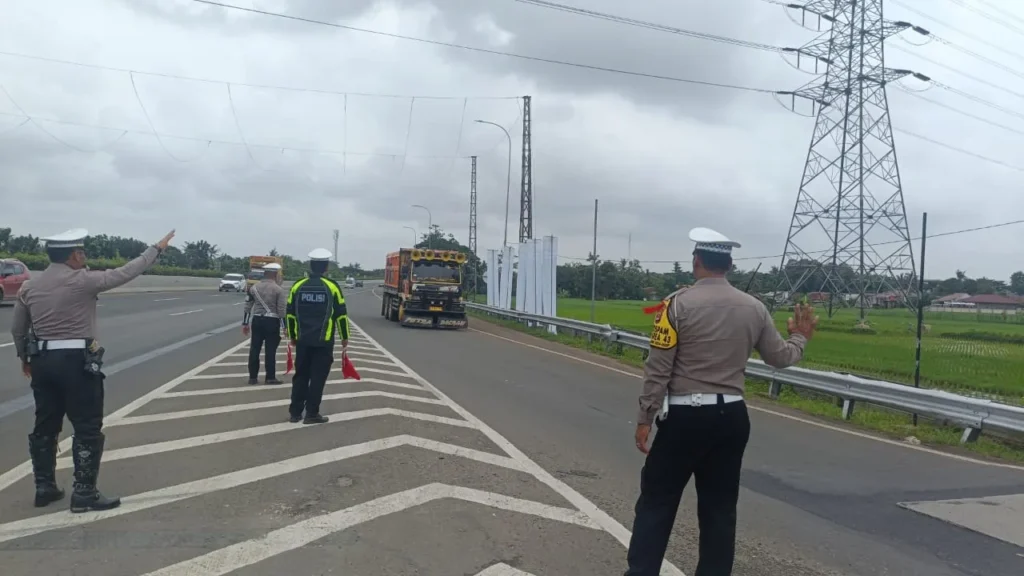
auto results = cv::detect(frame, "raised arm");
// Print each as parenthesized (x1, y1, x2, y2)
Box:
(82, 230, 175, 295)
(754, 303, 815, 369)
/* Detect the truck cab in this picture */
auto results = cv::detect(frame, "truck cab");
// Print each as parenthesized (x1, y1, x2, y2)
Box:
(381, 248, 468, 329)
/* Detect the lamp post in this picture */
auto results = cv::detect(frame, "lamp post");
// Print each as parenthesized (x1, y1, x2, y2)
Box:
(474, 119, 512, 249)
(402, 226, 417, 247)
(411, 204, 432, 248)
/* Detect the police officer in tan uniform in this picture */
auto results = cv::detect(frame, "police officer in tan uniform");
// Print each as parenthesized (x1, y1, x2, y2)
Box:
(624, 227, 817, 576)
(242, 262, 286, 385)
(11, 228, 175, 513)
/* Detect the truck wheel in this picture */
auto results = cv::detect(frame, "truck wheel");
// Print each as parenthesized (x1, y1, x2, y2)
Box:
(381, 294, 388, 317)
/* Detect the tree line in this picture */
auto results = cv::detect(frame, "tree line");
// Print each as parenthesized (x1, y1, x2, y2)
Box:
(555, 258, 1024, 302)
(0, 227, 383, 280)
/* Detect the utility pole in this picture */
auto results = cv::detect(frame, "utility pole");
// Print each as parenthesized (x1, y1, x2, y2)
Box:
(519, 95, 533, 243)
(774, 0, 918, 319)
(628, 233, 632, 262)
(332, 229, 339, 276)
(469, 155, 478, 295)
(590, 199, 598, 323)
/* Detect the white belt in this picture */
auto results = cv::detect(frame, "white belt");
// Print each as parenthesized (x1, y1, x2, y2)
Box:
(668, 393, 743, 406)
(255, 314, 280, 319)
(41, 339, 87, 350)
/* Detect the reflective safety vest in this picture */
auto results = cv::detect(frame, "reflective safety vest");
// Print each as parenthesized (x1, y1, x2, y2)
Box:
(286, 276, 350, 346)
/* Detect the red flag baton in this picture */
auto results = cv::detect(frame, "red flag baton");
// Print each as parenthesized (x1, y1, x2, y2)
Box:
(342, 353, 361, 380)
(285, 341, 294, 374)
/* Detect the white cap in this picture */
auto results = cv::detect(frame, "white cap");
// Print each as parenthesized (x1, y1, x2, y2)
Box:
(689, 227, 740, 254)
(43, 228, 88, 249)
(308, 248, 332, 262)
(263, 263, 282, 271)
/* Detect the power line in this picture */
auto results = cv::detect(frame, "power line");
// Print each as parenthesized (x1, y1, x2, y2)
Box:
(891, 43, 1024, 102)
(0, 109, 480, 161)
(894, 126, 1024, 173)
(189, 0, 777, 94)
(559, 219, 1024, 265)
(0, 50, 520, 101)
(896, 87, 1024, 138)
(892, 0, 1024, 64)
(945, 0, 1024, 38)
(511, 0, 782, 53)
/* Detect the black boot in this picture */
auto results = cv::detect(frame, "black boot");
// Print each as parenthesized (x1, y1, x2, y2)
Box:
(28, 434, 65, 508)
(69, 434, 121, 513)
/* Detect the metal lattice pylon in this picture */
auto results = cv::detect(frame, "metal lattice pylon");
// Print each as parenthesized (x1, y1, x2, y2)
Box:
(775, 0, 917, 318)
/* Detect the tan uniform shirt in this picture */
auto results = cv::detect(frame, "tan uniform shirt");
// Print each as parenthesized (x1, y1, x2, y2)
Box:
(638, 277, 807, 425)
(244, 279, 287, 320)
(10, 246, 160, 359)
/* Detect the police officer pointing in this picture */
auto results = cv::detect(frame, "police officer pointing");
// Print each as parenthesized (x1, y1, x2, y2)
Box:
(243, 262, 286, 385)
(11, 228, 176, 513)
(624, 227, 817, 576)
(285, 248, 350, 425)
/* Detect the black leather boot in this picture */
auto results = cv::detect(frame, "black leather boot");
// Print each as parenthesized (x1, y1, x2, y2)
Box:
(28, 434, 65, 508)
(69, 434, 121, 513)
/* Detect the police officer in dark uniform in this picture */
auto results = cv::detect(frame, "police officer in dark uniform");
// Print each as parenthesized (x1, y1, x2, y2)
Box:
(285, 248, 350, 425)
(11, 228, 176, 512)
(624, 227, 817, 575)
(242, 262, 286, 385)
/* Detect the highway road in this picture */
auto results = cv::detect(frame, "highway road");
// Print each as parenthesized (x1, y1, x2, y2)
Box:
(0, 286, 1021, 575)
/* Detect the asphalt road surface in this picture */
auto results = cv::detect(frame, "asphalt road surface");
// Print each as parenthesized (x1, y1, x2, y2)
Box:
(0, 286, 1021, 575)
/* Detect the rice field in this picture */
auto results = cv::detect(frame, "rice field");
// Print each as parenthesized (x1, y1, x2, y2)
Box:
(552, 299, 1024, 401)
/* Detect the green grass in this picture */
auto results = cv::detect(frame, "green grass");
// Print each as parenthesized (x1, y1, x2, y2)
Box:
(468, 307, 1024, 463)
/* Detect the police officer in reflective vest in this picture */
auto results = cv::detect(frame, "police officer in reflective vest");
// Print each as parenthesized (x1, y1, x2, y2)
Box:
(11, 228, 176, 512)
(625, 227, 817, 576)
(285, 248, 350, 424)
(242, 262, 286, 385)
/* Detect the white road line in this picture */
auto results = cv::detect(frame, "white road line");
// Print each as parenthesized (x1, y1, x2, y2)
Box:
(169, 309, 203, 316)
(232, 302, 243, 306)
(160, 377, 425, 397)
(55, 409, 475, 469)
(227, 349, 387, 359)
(0, 436, 528, 545)
(0, 340, 249, 492)
(108, 391, 447, 426)
(191, 365, 410, 380)
(0, 342, 13, 349)
(214, 357, 398, 369)
(141, 483, 599, 576)
(153, 298, 181, 302)
(476, 565, 537, 576)
(349, 320, 686, 576)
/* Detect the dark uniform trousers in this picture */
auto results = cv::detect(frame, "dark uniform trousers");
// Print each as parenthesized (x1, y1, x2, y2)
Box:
(289, 344, 334, 418)
(248, 316, 282, 380)
(28, 349, 107, 501)
(625, 396, 751, 576)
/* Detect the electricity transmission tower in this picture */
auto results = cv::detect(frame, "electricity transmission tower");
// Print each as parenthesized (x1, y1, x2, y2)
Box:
(776, 0, 918, 319)
(469, 155, 478, 294)
(519, 95, 533, 243)
(332, 229, 339, 273)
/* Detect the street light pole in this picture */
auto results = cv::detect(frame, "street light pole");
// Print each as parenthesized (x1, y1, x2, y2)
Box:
(411, 204, 432, 248)
(402, 226, 417, 247)
(474, 119, 512, 249)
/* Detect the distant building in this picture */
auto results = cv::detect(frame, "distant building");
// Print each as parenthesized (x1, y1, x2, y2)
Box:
(932, 293, 971, 305)
(960, 294, 1022, 311)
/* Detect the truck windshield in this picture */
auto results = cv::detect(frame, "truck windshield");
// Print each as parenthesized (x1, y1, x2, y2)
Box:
(412, 262, 460, 283)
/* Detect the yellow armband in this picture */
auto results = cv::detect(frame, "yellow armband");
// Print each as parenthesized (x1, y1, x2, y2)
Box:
(649, 299, 677, 350)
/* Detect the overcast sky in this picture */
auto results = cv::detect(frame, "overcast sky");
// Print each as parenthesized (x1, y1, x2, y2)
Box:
(0, 0, 1021, 279)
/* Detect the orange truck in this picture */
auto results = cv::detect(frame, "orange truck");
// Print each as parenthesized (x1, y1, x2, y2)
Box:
(247, 255, 284, 290)
(381, 248, 468, 329)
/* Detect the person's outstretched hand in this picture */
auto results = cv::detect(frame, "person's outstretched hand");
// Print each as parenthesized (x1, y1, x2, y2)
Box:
(787, 303, 819, 340)
(156, 230, 176, 251)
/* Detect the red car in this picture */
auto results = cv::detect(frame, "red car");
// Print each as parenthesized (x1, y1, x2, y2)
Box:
(0, 258, 30, 303)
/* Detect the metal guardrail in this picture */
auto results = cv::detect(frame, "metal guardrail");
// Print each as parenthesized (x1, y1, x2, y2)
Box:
(466, 302, 1024, 443)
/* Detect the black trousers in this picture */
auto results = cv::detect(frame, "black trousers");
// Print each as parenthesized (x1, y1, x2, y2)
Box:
(248, 316, 282, 380)
(30, 350, 104, 441)
(289, 344, 334, 417)
(625, 397, 751, 576)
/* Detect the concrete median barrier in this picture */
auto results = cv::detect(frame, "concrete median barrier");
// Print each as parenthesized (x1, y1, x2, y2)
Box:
(106, 276, 380, 294)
